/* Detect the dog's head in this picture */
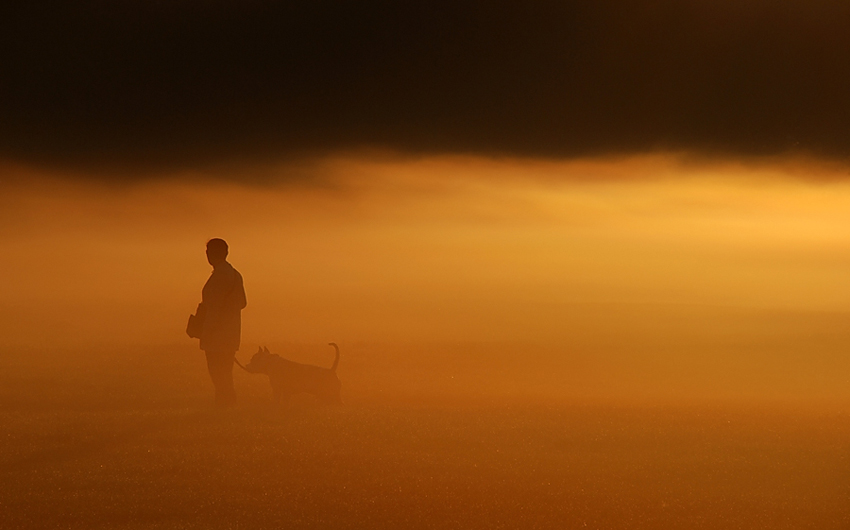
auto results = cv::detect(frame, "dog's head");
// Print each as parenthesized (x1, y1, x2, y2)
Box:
(244, 346, 277, 374)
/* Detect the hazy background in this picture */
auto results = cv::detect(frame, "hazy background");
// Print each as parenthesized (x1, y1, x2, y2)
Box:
(4, 152, 849, 528)
(3, 154, 850, 405)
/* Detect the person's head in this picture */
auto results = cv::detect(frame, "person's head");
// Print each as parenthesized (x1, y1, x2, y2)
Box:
(206, 238, 229, 266)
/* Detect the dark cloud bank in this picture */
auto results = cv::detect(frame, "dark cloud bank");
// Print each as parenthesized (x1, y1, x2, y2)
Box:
(2, 0, 850, 174)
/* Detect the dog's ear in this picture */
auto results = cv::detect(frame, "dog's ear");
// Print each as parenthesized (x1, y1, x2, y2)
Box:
(262, 346, 268, 353)
(256, 346, 263, 354)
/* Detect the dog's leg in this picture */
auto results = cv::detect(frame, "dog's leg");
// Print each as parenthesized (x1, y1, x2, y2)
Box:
(272, 387, 291, 407)
(330, 378, 343, 405)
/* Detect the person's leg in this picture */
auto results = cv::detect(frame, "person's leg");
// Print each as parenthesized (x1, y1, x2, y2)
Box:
(218, 350, 236, 406)
(205, 350, 236, 407)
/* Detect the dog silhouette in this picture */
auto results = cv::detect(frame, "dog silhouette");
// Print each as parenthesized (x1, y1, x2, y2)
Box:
(244, 344, 342, 405)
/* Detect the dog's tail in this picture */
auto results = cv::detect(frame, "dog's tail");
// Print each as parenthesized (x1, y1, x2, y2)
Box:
(328, 342, 340, 372)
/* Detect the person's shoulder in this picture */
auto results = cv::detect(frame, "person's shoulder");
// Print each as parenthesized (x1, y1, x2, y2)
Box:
(223, 262, 243, 281)
(225, 261, 242, 276)
(210, 261, 237, 278)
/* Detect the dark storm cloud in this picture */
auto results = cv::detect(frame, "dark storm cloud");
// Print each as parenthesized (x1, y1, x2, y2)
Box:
(2, 0, 850, 174)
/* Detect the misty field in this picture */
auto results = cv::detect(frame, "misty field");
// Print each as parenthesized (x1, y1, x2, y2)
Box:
(1, 342, 849, 530)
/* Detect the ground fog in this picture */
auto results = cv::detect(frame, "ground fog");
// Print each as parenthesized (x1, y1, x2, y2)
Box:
(1, 341, 848, 530)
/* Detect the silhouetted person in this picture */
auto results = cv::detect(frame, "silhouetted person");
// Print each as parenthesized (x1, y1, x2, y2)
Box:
(196, 238, 247, 407)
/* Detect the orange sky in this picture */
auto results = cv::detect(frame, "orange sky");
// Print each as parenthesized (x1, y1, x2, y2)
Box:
(4, 154, 850, 403)
(3, 154, 850, 349)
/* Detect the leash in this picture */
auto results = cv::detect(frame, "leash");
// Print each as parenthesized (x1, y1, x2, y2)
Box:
(233, 357, 250, 372)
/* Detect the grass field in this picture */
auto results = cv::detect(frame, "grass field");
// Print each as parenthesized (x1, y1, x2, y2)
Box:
(1, 342, 849, 529)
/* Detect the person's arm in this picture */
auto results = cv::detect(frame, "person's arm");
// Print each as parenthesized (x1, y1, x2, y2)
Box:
(235, 273, 247, 310)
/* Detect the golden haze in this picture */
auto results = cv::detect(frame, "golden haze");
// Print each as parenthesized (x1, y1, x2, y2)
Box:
(2, 155, 850, 403)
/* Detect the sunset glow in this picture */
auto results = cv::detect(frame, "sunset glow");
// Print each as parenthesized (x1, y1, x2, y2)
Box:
(3, 155, 850, 404)
(4, 2, 850, 527)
